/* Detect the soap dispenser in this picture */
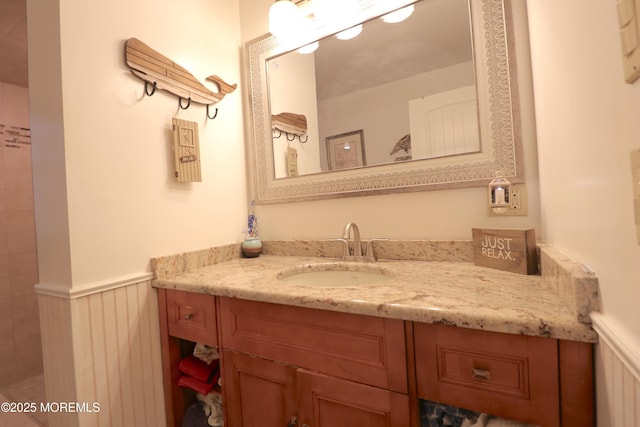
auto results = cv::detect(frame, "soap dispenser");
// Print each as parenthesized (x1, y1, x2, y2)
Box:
(242, 204, 263, 258)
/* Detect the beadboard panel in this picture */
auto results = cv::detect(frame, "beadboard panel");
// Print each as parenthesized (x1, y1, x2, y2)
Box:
(38, 280, 166, 427)
(592, 313, 640, 427)
(38, 294, 79, 427)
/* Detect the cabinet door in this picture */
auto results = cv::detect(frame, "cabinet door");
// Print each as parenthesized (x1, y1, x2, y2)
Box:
(297, 369, 411, 427)
(222, 350, 297, 427)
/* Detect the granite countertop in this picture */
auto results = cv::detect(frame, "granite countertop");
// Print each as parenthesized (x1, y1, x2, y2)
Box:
(151, 241, 599, 343)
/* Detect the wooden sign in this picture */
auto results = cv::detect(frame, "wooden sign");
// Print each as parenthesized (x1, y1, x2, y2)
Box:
(172, 118, 202, 182)
(471, 228, 538, 275)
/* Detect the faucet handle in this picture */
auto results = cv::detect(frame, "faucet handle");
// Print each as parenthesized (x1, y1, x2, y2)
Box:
(365, 238, 389, 259)
(328, 238, 350, 258)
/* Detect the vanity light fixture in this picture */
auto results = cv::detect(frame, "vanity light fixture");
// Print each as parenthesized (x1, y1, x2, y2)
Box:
(269, 0, 304, 40)
(312, 0, 362, 39)
(488, 172, 511, 214)
(312, 0, 357, 26)
(335, 24, 363, 40)
(380, 5, 415, 23)
(298, 41, 319, 54)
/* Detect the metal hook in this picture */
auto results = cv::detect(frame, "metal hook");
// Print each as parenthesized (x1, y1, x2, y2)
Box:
(298, 134, 308, 143)
(144, 81, 157, 96)
(206, 105, 218, 120)
(273, 129, 282, 139)
(286, 132, 296, 142)
(178, 97, 191, 110)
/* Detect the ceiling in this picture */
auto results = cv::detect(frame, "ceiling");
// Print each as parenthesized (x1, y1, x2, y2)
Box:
(0, 0, 28, 87)
(313, 0, 472, 101)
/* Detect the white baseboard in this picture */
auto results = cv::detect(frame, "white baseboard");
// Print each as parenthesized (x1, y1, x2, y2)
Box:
(34, 272, 154, 299)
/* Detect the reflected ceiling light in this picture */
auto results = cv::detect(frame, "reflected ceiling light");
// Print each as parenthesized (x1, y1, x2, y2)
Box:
(298, 41, 319, 54)
(381, 5, 415, 23)
(269, 0, 304, 40)
(336, 24, 362, 40)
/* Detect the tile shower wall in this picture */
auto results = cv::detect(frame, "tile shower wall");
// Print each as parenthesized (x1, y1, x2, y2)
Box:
(0, 81, 42, 386)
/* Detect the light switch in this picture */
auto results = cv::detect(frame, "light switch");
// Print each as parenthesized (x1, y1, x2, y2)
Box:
(630, 149, 640, 243)
(617, 0, 640, 83)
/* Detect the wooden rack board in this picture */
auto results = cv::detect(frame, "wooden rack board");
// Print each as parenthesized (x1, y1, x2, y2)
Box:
(125, 38, 237, 106)
(271, 112, 307, 136)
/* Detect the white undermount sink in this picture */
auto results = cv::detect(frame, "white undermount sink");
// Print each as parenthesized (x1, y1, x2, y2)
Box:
(276, 262, 395, 286)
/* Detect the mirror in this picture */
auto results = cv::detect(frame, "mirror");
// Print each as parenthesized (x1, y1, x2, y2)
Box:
(269, 0, 477, 178)
(246, 0, 524, 203)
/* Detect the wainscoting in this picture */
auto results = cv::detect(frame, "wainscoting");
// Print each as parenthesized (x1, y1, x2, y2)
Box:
(37, 276, 166, 427)
(592, 312, 640, 427)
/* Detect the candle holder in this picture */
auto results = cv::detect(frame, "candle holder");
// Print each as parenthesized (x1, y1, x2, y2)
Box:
(488, 172, 511, 214)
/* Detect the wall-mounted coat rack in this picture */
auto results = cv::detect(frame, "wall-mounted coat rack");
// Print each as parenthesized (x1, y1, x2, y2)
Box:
(272, 112, 308, 143)
(125, 38, 237, 119)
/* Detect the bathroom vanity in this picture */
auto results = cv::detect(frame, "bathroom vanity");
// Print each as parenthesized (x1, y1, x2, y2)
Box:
(152, 242, 598, 427)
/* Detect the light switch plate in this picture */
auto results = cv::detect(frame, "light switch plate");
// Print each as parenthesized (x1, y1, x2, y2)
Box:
(630, 149, 640, 243)
(617, 0, 640, 83)
(487, 183, 528, 216)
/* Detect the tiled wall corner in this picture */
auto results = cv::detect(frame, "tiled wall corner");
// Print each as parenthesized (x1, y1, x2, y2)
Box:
(0, 81, 40, 386)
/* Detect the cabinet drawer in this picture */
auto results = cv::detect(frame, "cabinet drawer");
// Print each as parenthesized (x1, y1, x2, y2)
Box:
(165, 289, 217, 346)
(220, 297, 407, 393)
(414, 323, 559, 427)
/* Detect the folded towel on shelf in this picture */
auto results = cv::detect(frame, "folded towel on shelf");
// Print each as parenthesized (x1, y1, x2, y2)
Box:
(177, 375, 216, 395)
(197, 392, 224, 427)
(179, 355, 220, 383)
(193, 343, 220, 364)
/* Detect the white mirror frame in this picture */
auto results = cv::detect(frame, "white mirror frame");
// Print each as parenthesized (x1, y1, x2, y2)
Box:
(246, 0, 524, 204)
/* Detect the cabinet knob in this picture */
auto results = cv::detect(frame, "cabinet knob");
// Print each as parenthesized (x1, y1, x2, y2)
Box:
(183, 312, 193, 320)
(287, 415, 298, 427)
(472, 368, 491, 380)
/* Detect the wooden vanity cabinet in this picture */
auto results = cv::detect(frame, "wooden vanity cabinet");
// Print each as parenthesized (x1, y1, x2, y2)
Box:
(157, 290, 594, 427)
(219, 297, 411, 427)
(413, 323, 594, 427)
(157, 288, 220, 427)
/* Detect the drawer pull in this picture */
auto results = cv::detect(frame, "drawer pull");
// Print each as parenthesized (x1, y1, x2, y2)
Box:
(472, 368, 491, 380)
(183, 312, 194, 320)
(287, 415, 297, 427)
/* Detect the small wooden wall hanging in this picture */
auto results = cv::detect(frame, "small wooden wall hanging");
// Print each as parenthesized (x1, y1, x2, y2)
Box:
(471, 228, 538, 275)
(172, 118, 201, 182)
(125, 38, 237, 118)
(272, 112, 308, 143)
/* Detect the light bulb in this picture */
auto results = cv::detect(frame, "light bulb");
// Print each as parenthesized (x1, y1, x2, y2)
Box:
(269, 0, 303, 40)
(336, 25, 362, 40)
(381, 5, 415, 24)
(298, 41, 319, 54)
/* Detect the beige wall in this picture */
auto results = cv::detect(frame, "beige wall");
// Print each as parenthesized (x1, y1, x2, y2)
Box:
(527, 1, 640, 426)
(28, 0, 247, 291)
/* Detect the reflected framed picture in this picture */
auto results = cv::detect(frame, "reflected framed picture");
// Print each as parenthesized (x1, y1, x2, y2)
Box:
(326, 129, 366, 171)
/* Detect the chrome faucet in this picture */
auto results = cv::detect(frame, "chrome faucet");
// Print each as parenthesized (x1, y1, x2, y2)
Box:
(342, 222, 363, 258)
(335, 222, 387, 262)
